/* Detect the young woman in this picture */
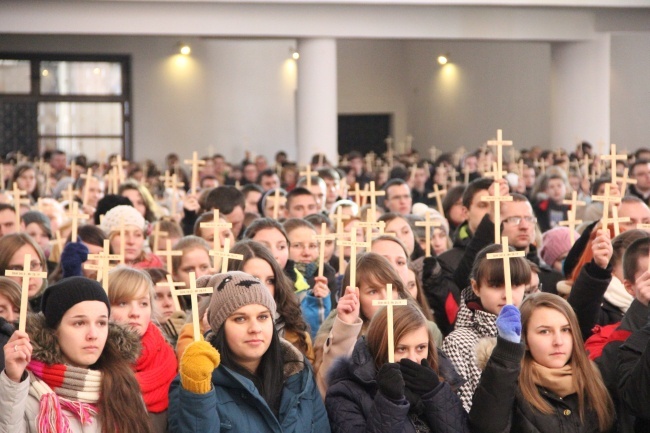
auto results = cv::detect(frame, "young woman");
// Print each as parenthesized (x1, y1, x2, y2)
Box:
(442, 243, 531, 412)
(0, 276, 152, 433)
(170, 235, 215, 288)
(378, 212, 425, 261)
(101, 204, 164, 269)
(314, 252, 412, 396)
(470, 293, 615, 433)
(326, 300, 469, 433)
(168, 271, 330, 432)
(22, 211, 52, 261)
(107, 266, 178, 433)
(12, 163, 40, 204)
(227, 240, 314, 363)
(0, 233, 48, 313)
(119, 181, 161, 223)
(193, 211, 234, 250)
(0, 278, 20, 372)
(144, 267, 187, 348)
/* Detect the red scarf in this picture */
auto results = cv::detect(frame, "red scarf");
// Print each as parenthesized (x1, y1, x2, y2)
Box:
(134, 322, 178, 413)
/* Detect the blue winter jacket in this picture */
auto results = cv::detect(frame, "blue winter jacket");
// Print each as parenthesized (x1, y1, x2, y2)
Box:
(168, 339, 330, 433)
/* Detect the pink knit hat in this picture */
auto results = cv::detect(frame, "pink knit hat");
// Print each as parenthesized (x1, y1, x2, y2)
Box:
(540, 227, 579, 267)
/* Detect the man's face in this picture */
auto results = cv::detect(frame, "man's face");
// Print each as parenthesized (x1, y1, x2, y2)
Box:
(384, 184, 412, 216)
(323, 177, 340, 207)
(0, 209, 18, 237)
(260, 174, 279, 192)
(632, 163, 650, 191)
(501, 200, 535, 250)
(51, 154, 67, 171)
(244, 191, 262, 214)
(287, 194, 318, 218)
(243, 165, 258, 183)
(619, 201, 650, 232)
(213, 157, 225, 174)
(255, 156, 268, 172)
(466, 189, 490, 233)
(523, 168, 536, 188)
(464, 156, 478, 172)
(224, 206, 245, 238)
(307, 184, 325, 211)
(413, 168, 428, 189)
(349, 157, 363, 175)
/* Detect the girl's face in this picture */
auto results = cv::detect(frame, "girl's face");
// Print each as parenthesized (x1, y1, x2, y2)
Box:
(359, 280, 399, 320)
(546, 178, 567, 203)
(224, 304, 274, 373)
(82, 242, 104, 280)
(431, 228, 449, 256)
(471, 278, 526, 315)
(110, 283, 152, 336)
(287, 226, 318, 264)
(385, 218, 415, 255)
(153, 284, 176, 322)
(121, 189, 147, 218)
(264, 195, 287, 219)
(110, 226, 145, 263)
(174, 247, 213, 287)
(371, 239, 409, 285)
(525, 307, 574, 369)
(57, 300, 109, 368)
(406, 269, 417, 299)
(199, 220, 234, 250)
(16, 168, 37, 193)
(447, 198, 466, 227)
(394, 325, 429, 364)
(25, 223, 50, 252)
(242, 257, 276, 298)
(252, 228, 289, 269)
(0, 293, 19, 322)
(8, 244, 44, 297)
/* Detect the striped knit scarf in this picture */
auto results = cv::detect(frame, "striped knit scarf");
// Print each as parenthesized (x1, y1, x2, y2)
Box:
(27, 360, 101, 433)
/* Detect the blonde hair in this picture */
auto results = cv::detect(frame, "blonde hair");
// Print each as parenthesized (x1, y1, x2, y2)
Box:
(107, 266, 157, 319)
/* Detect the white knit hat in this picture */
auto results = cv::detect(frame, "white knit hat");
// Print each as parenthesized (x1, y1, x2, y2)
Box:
(100, 205, 146, 235)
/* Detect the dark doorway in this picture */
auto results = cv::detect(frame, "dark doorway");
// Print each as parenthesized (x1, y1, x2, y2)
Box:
(338, 114, 391, 156)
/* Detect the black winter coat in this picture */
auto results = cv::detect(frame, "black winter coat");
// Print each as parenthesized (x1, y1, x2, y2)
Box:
(416, 255, 461, 337)
(0, 317, 15, 372)
(470, 337, 607, 433)
(326, 337, 469, 433)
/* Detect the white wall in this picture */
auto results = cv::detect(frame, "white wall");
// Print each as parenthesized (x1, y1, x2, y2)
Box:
(611, 33, 650, 151)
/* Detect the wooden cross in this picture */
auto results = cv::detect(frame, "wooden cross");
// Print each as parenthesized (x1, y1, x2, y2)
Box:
(313, 223, 336, 278)
(64, 201, 89, 243)
(175, 271, 213, 342)
(299, 165, 317, 188)
(619, 167, 637, 197)
(365, 181, 385, 221)
(170, 174, 185, 220)
(481, 179, 513, 244)
(159, 169, 172, 189)
(152, 221, 168, 254)
(608, 205, 631, 237)
(582, 154, 592, 180)
(415, 212, 442, 257)
(10, 182, 29, 229)
(562, 191, 586, 215)
(463, 164, 471, 185)
(156, 239, 182, 273)
(592, 183, 621, 231)
(267, 188, 284, 220)
(358, 217, 381, 248)
(559, 210, 582, 245)
(6, 253, 48, 332)
(200, 209, 232, 254)
(69, 160, 77, 180)
(338, 223, 368, 290)
(111, 155, 128, 183)
(601, 143, 627, 184)
(486, 237, 526, 305)
(535, 158, 547, 174)
(53, 230, 64, 259)
(372, 283, 407, 363)
(353, 183, 365, 208)
(184, 151, 206, 195)
(340, 178, 349, 200)
(61, 183, 75, 204)
(85, 239, 123, 291)
(212, 237, 243, 273)
(487, 129, 513, 180)
(156, 274, 183, 312)
(79, 168, 94, 207)
(331, 206, 351, 274)
(484, 162, 507, 180)
(427, 184, 447, 215)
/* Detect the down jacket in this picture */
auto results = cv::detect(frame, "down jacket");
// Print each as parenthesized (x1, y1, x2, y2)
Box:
(326, 337, 469, 433)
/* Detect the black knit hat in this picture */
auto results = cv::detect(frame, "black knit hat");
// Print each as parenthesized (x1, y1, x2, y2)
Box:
(41, 277, 111, 329)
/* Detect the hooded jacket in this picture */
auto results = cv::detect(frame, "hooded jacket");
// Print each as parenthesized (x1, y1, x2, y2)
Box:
(326, 337, 469, 433)
(168, 338, 329, 433)
(0, 317, 16, 372)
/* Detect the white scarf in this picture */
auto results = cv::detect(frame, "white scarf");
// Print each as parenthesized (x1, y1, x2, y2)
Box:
(603, 276, 634, 313)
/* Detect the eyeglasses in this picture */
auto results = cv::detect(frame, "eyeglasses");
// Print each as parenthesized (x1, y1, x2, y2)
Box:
(503, 216, 537, 225)
(7, 260, 43, 272)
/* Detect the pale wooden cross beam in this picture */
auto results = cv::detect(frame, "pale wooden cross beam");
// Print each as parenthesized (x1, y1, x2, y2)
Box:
(159, 170, 172, 189)
(619, 167, 637, 197)
(340, 178, 349, 200)
(213, 237, 244, 273)
(69, 160, 77, 180)
(372, 283, 407, 363)
(53, 230, 64, 259)
(486, 237, 526, 305)
(483, 162, 507, 180)
(331, 206, 351, 275)
(562, 191, 586, 216)
(601, 143, 627, 185)
(85, 239, 123, 291)
(608, 205, 631, 237)
(156, 274, 184, 312)
(6, 253, 47, 332)
(463, 164, 471, 185)
(152, 221, 168, 254)
(201, 209, 232, 254)
(534, 158, 547, 174)
(184, 151, 206, 195)
(175, 271, 214, 342)
(313, 223, 336, 278)
(427, 184, 447, 215)
(299, 164, 317, 188)
(79, 168, 94, 207)
(481, 179, 513, 244)
(156, 239, 182, 273)
(415, 212, 442, 258)
(169, 174, 185, 220)
(592, 183, 621, 231)
(111, 155, 128, 183)
(65, 201, 89, 243)
(358, 217, 381, 248)
(10, 182, 29, 229)
(487, 129, 513, 179)
(338, 223, 368, 291)
(365, 181, 385, 221)
(559, 210, 582, 245)
(268, 188, 284, 220)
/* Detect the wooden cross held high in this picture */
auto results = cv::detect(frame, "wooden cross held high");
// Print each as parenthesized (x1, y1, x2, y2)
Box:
(338, 223, 368, 291)
(156, 239, 182, 273)
(111, 155, 128, 183)
(80, 168, 94, 207)
(487, 129, 513, 179)
(175, 271, 213, 342)
(608, 204, 631, 237)
(156, 274, 183, 312)
(481, 178, 512, 244)
(200, 209, 232, 254)
(213, 237, 244, 273)
(365, 181, 385, 221)
(299, 165, 317, 188)
(11, 182, 29, 229)
(331, 206, 351, 275)
(65, 201, 89, 243)
(427, 184, 447, 215)
(600, 143, 627, 185)
(85, 239, 123, 291)
(6, 253, 48, 332)
(619, 168, 637, 197)
(184, 151, 206, 195)
(169, 174, 185, 220)
(559, 210, 582, 245)
(372, 283, 407, 363)
(562, 191, 586, 217)
(152, 222, 168, 253)
(268, 188, 283, 220)
(592, 184, 621, 232)
(486, 237, 526, 305)
(415, 212, 442, 258)
(313, 223, 336, 278)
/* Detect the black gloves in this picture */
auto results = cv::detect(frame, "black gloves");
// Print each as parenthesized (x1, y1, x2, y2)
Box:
(399, 358, 440, 396)
(375, 363, 404, 401)
(60, 240, 89, 278)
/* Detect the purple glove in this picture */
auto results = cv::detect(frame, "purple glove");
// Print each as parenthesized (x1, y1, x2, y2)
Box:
(61, 241, 89, 278)
(496, 305, 521, 343)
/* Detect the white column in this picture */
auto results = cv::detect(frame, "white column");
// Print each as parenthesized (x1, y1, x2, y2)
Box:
(296, 38, 337, 165)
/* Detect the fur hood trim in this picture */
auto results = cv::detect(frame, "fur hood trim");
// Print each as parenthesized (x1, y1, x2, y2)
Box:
(281, 337, 307, 379)
(474, 337, 497, 372)
(27, 313, 141, 365)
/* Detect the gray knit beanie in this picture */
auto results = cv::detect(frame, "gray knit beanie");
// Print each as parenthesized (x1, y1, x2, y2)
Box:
(199, 271, 277, 333)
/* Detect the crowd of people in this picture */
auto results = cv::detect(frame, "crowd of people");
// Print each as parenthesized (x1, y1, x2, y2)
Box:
(1, 140, 650, 432)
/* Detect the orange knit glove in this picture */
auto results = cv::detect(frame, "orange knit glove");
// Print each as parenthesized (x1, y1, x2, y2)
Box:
(179, 339, 221, 394)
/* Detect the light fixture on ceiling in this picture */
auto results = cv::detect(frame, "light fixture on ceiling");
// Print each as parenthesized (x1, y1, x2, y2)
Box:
(437, 54, 449, 65)
(290, 48, 300, 60)
(179, 43, 191, 56)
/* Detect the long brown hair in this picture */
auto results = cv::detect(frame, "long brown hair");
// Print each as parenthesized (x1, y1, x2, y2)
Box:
(519, 293, 614, 431)
(366, 299, 439, 375)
